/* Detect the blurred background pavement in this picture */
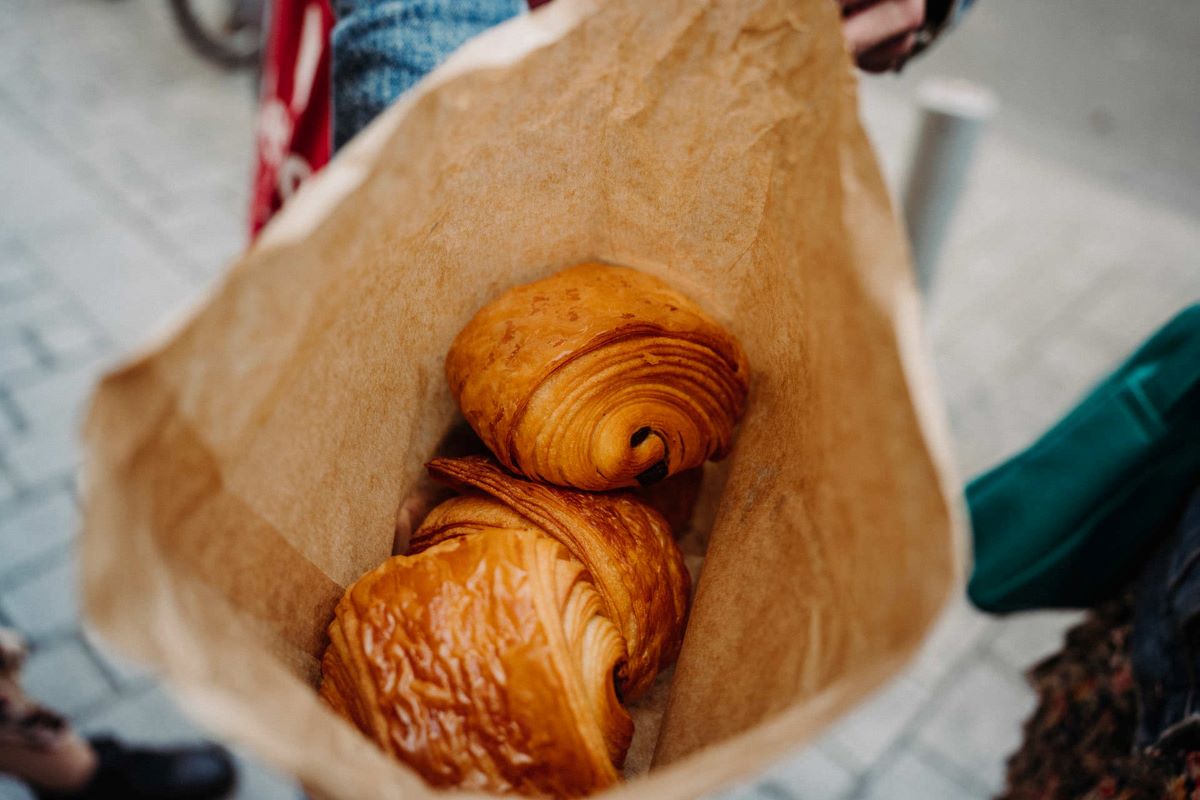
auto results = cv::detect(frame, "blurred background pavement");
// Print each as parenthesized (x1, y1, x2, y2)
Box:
(0, 0, 1196, 798)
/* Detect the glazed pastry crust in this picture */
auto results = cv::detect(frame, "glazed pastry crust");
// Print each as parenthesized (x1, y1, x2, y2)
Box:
(415, 456, 690, 700)
(320, 531, 631, 797)
(446, 264, 749, 491)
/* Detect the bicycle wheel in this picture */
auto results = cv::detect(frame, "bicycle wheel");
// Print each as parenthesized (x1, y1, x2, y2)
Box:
(169, 0, 264, 69)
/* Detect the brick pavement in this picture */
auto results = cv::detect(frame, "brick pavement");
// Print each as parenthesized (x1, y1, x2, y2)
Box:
(0, 1, 294, 797)
(0, 1, 1197, 799)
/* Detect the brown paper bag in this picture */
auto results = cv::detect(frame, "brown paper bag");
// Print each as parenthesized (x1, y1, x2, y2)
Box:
(80, 0, 962, 796)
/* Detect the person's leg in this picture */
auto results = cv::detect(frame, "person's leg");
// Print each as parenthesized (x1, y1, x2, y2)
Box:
(0, 629, 235, 800)
(1, 680, 236, 800)
(0, 632, 97, 794)
(0, 734, 97, 795)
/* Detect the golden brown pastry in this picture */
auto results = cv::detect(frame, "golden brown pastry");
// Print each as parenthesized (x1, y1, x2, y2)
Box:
(446, 263, 750, 491)
(416, 456, 690, 700)
(320, 531, 632, 797)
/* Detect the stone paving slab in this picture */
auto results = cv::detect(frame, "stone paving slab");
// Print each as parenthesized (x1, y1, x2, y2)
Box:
(988, 611, 1083, 673)
(21, 637, 115, 720)
(0, 487, 75, 580)
(0, 777, 33, 800)
(826, 677, 934, 770)
(760, 745, 858, 799)
(860, 749, 987, 800)
(0, 553, 78, 640)
(915, 657, 1038, 795)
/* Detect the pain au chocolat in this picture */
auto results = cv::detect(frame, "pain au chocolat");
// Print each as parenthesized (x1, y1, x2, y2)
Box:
(319, 458, 690, 796)
(320, 530, 631, 797)
(446, 264, 749, 491)
(416, 456, 690, 699)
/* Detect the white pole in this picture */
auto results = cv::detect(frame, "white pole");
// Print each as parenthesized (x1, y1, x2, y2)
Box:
(902, 78, 997, 291)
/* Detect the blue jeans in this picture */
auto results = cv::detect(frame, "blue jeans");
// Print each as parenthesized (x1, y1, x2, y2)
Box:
(331, 0, 981, 150)
(1133, 485, 1200, 750)
(331, 0, 524, 150)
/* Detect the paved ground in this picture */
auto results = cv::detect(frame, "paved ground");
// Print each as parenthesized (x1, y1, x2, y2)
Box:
(0, 1, 1196, 799)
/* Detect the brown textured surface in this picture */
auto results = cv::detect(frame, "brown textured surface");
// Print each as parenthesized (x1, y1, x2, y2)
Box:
(997, 596, 1196, 800)
(79, 0, 959, 797)
(418, 457, 691, 700)
(446, 264, 749, 491)
(320, 532, 631, 797)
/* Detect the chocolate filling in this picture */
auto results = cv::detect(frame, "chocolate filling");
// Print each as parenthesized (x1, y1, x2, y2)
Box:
(635, 459, 669, 486)
(629, 427, 653, 447)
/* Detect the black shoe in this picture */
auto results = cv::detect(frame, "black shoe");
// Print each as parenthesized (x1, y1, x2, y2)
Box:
(40, 736, 237, 800)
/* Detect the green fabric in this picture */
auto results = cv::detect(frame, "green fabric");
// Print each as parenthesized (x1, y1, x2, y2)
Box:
(967, 305, 1200, 614)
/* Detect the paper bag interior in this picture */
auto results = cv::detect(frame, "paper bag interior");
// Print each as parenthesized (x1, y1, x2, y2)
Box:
(80, 0, 961, 797)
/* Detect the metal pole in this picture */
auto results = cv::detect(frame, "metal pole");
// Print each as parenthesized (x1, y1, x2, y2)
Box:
(902, 78, 997, 291)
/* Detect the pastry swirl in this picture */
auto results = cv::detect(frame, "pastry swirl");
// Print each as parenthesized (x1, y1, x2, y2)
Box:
(320, 531, 631, 797)
(446, 264, 749, 491)
(416, 456, 690, 700)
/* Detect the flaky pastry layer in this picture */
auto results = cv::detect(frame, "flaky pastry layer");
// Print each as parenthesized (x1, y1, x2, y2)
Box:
(320, 531, 631, 797)
(446, 264, 749, 491)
